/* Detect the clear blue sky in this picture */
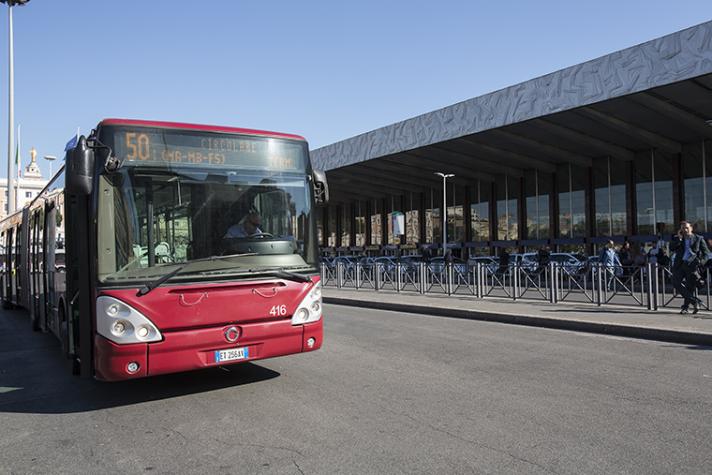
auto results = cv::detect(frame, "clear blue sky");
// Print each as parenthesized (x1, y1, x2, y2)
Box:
(0, 1, 710, 178)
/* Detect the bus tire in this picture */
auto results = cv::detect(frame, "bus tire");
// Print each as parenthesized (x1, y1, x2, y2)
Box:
(59, 304, 69, 357)
(31, 310, 41, 332)
(70, 356, 81, 376)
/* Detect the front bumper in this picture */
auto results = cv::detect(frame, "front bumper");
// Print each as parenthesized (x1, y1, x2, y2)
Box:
(94, 318, 323, 382)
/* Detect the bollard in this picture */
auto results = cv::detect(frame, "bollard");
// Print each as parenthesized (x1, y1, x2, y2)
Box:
(320, 263, 326, 285)
(653, 263, 660, 310)
(548, 262, 556, 304)
(419, 262, 426, 294)
(375, 262, 382, 291)
(475, 263, 482, 299)
(336, 262, 343, 289)
(355, 263, 362, 290)
(446, 263, 453, 296)
(396, 263, 402, 293)
(646, 263, 653, 310)
(595, 264, 602, 306)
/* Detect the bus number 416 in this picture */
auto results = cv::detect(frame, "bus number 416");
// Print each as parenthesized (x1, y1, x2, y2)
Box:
(269, 305, 287, 316)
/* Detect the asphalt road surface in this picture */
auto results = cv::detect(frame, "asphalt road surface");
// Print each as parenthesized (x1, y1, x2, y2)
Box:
(1, 304, 711, 474)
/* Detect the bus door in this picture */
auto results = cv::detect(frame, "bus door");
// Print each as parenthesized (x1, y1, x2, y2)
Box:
(0, 230, 4, 302)
(14, 224, 22, 306)
(30, 210, 43, 328)
(5, 228, 13, 305)
(44, 201, 58, 335)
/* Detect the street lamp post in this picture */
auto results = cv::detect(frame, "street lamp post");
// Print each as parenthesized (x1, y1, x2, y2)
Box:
(43, 155, 56, 177)
(434, 172, 455, 256)
(1, 0, 30, 214)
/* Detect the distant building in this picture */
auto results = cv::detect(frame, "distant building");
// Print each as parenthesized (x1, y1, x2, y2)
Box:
(0, 147, 48, 220)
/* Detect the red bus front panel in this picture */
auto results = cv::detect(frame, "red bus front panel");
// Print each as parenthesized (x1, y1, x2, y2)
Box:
(94, 277, 322, 381)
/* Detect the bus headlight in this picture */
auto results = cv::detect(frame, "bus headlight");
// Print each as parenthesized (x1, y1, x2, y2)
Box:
(291, 281, 322, 326)
(111, 320, 130, 336)
(96, 296, 162, 344)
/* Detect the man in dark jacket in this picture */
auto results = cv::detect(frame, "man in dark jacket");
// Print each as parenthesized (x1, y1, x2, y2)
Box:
(670, 221, 710, 314)
(537, 246, 551, 274)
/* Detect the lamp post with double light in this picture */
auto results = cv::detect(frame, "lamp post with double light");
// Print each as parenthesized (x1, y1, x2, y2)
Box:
(1, 0, 30, 213)
(43, 154, 56, 177)
(434, 172, 455, 256)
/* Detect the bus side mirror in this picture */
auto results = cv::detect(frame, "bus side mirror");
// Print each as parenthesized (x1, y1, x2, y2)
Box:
(66, 136, 94, 196)
(312, 170, 329, 205)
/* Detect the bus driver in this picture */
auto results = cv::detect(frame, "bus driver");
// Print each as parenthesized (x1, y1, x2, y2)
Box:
(224, 211, 263, 238)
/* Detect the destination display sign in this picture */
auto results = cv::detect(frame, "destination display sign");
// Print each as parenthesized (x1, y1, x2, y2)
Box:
(112, 129, 306, 171)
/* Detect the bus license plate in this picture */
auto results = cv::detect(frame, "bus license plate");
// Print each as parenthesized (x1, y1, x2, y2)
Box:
(215, 347, 249, 363)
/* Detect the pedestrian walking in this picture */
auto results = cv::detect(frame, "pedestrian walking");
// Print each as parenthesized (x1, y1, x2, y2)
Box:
(670, 221, 710, 314)
(599, 240, 622, 289)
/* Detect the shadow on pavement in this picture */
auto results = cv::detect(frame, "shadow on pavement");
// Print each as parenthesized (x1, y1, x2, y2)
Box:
(0, 308, 280, 415)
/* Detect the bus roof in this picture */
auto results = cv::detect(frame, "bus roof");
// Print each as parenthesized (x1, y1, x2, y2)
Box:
(98, 119, 307, 142)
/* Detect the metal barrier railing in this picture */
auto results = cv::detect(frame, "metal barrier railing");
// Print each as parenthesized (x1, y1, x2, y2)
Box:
(321, 261, 712, 313)
(655, 265, 711, 311)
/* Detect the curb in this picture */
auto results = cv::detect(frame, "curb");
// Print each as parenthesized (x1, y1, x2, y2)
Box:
(324, 296, 712, 347)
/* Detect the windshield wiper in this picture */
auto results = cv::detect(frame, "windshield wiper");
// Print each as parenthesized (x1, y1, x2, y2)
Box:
(136, 252, 258, 297)
(137, 265, 184, 296)
(248, 266, 312, 283)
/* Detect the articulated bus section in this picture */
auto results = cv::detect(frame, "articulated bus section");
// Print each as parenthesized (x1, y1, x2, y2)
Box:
(0, 119, 328, 381)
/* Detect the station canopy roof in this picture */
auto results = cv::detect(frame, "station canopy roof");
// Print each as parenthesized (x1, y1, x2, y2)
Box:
(311, 21, 712, 202)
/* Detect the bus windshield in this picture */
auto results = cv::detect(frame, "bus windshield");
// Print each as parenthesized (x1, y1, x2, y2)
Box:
(96, 128, 317, 283)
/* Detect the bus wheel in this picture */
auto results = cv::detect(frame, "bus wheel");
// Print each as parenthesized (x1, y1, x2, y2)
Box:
(31, 310, 41, 332)
(70, 356, 80, 376)
(59, 305, 69, 357)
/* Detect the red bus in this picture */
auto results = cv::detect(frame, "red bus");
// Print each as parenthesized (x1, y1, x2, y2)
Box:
(1, 119, 329, 381)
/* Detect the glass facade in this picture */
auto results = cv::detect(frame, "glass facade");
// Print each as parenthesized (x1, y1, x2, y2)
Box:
(470, 180, 491, 242)
(557, 164, 586, 238)
(594, 157, 628, 236)
(425, 189, 442, 244)
(319, 145, 711, 257)
(340, 204, 351, 247)
(406, 210, 419, 244)
(355, 201, 366, 246)
(405, 192, 420, 244)
(370, 199, 382, 245)
(327, 208, 337, 247)
(316, 212, 324, 247)
(447, 183, 465, 243)
(636, 150, 674, 235)
(496, 175, 518, 240)
(525, 170, 551, 239)
(683, 141, 712, 233)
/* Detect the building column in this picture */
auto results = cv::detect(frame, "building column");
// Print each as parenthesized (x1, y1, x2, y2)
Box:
(333, 205, 344, 247)
(489, 180, 498, 249)
(519, 176, 526, 243)
(381, 197, 388, 246)
(586, 165, 595, 254)
(464, 184, 472, 244)
(350, 202, 357, 248)
(419, 191, 427, 247)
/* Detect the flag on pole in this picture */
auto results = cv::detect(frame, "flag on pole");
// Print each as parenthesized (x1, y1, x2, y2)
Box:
(64, 127, 80, 152)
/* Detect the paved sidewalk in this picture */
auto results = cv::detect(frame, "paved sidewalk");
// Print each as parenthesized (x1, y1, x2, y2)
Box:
(324, 288, 712, 346)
